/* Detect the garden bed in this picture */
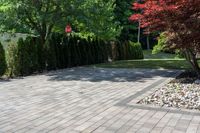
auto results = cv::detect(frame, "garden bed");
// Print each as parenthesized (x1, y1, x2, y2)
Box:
(138, 71, 200, 111)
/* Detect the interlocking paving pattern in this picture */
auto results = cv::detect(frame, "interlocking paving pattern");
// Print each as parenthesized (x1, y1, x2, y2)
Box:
(0, 67, 200, 133)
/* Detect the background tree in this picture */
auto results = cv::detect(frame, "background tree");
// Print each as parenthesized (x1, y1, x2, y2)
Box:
(0, 0, 120, 41)
(114, 0, 138, 41)
(0, 0, 80, 43)
(76, 0, 121, 40)
(114, 0, 156, 49)
(130, 0, 200, 77)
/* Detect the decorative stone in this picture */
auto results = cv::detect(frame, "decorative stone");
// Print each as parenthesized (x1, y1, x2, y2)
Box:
(194, 79, 200, 84)
(139, 82, 200, 111)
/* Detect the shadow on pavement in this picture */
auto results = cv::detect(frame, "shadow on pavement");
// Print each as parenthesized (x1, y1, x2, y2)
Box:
(46, 67, 180, 82)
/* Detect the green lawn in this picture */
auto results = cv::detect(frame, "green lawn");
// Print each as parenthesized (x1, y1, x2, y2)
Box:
(92, 50, 199, 70)
(143, 50, 181, 59)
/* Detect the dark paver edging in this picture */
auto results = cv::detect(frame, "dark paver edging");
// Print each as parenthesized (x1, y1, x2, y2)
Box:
(115, 70, 200, 116)
(116, 77, 169, 106)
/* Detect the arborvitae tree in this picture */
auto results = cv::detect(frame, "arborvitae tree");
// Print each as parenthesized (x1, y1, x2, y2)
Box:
(87, 37, 95, 64)
(50, 33, 61, 68)
(17, 37, 28, 75)
(44, 38, 57, 70)
(129, 41, 144, 59)
(62, 37, 69, 68)
(118, 42, 124, 60)
(0, 42, 7, 76)
(76, 39, 81, 66)
(78, 39, 86, 65)
(68, 37, 75, 67)
(94, 38, 100, 63)
(37, 38, 45, 71)
(6, 43, 20, 77)
(31, 37, 39, 72)
(90, 40, 95, 64)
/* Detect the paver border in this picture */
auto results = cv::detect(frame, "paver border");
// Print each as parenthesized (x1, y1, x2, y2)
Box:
(115, 70, 200, 116)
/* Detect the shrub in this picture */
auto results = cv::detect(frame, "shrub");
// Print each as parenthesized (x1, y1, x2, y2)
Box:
(128, 41, 144, 59)
(44, 38, 57, 70)
(6, 43, 20, 77)
(115, 41, 144, 60)
(0, 42, 7, 76)
(36, 38, 45, 71)
(5, 33, 144, 77)
(153, 32, 174, 54)
(18, 37, 39, 76)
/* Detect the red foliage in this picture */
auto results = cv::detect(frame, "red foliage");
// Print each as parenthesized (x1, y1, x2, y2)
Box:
(130, 0, 200, 51)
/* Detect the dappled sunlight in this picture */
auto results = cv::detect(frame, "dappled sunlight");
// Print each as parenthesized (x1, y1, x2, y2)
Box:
(46, 67, 179, 83)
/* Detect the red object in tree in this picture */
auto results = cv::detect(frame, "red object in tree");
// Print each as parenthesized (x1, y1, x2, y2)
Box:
(65, 24, 72, 33)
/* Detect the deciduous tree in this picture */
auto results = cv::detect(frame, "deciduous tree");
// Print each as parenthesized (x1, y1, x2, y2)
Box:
(0, 0, 120, 41)
(130, 0, 200, 77)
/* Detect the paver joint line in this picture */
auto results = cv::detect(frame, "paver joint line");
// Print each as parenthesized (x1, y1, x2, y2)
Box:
(0, 67, 199, 133)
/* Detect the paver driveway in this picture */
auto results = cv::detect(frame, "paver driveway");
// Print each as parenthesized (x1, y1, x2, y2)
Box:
(0, 67, 199, 133)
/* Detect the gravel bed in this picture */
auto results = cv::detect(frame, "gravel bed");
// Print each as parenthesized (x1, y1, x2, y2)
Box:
(138, 71, 200, 111)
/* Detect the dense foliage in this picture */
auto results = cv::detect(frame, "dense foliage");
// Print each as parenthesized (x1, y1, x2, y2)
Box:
(115, 41, 143, 60)
(0, 42, 6, 76)
(0, 0, 146, 78)
(0, 0, 120, 41)
(5, 35, 143, 77)
(114, 0, 137, 41)
(152, 33, 168, 54)
(130, 0, 200, 77)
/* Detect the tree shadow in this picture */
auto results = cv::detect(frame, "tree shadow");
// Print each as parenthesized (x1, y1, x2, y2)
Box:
(0, 78, 10, 83)
(46, 67, 180, 82)
(170, 71, 197, 84)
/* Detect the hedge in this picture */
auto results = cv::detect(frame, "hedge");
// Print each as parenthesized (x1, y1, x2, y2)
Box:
(5, 33, 144, 77)
(0, 42, 7, 76)
(115, 41, 144, 60)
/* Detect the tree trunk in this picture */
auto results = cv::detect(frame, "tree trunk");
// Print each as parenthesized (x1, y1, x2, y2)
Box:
(185, 50, 200, 78)
(146, 34, 150, 50)
(137, 21, 141, 43)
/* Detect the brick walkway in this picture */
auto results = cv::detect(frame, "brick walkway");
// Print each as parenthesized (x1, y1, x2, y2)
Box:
(0, 67, 199, 133)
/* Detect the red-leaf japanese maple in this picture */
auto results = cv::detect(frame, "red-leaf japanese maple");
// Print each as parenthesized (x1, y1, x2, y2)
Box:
(130, 0, 200, 77)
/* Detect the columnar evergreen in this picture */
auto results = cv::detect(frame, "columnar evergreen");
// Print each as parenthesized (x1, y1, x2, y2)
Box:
(0, 42, 6, 76)
(5, 34, 143, 77)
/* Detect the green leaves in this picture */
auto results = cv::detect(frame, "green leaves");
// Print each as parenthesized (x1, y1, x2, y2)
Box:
(0, 41, 6, 76)
(114, 0, 138, 41)
(0, 0, 121, 40)
(73, 0, 121, 40)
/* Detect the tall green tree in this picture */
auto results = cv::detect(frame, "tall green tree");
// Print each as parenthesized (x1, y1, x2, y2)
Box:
(76, 0, 121, 40)
(0, 0, 78, 43)
(114, 0, 138, 41)
(0, 0, 121, 41)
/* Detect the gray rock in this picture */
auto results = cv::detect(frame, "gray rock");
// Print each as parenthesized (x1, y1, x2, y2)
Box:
(139, 82, 200, 111)
(195, 79, 200, 84)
